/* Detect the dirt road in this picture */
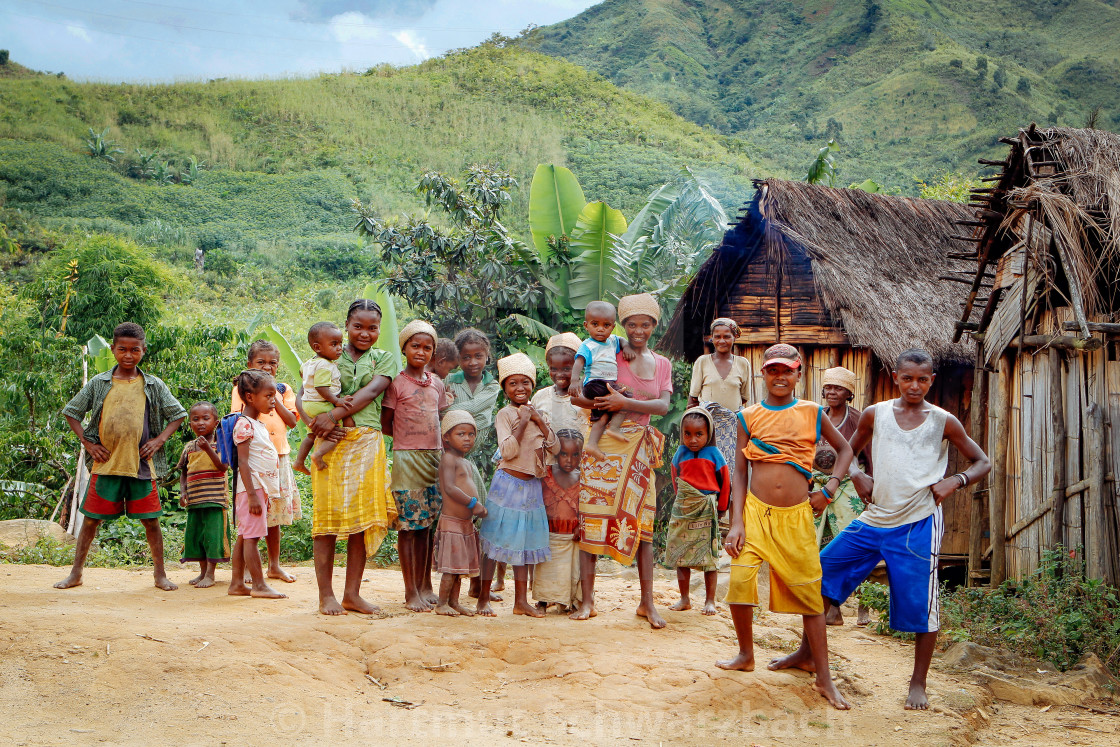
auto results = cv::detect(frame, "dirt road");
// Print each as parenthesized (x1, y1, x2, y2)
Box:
(0, 563, 1116, 745)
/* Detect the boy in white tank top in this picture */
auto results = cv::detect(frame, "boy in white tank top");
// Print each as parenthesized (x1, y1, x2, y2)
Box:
(768, 349, 990, 711)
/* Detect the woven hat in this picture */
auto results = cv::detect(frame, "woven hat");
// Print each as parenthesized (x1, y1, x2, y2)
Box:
(681, 406, 715, 446)
(709, 317, 741, 336)
(822, 366, 857, 395)
(398, 319, 438, 350)
(497, 352, 537, 385)
(545, 332, 582, 355)
(441, 409, 476, 436)
(618, 293, 661, 323)
(761, 343, 801, 370)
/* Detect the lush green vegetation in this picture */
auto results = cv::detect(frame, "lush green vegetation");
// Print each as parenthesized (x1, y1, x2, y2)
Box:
(859, 548, 1120, 674)
(525, 0, 1120, 190)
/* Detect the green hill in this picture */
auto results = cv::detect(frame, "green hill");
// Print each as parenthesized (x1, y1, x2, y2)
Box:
(525, 0, 1120, 188)
(0, 43, 772, 250)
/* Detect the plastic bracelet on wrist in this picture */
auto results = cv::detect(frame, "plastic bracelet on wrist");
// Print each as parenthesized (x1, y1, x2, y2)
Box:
(955, 473, 969, 488)
(467, 497, 478, 510)
(820, 485, 834, 503)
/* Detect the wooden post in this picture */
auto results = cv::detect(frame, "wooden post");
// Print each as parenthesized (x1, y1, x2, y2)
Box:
(968, 364, 990, 586)
(989, 356, 1012, 586)
(1049, 350, 1067, 551)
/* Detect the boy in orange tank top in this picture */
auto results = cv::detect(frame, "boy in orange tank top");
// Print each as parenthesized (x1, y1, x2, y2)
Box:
(716, 343, 855, 710)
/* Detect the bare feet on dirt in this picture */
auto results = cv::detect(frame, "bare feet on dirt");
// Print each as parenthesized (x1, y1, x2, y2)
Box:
(636, 602, 666, 629)
(715, 652, 755, 672)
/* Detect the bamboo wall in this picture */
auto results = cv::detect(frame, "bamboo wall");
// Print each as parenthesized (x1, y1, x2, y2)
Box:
(987, 309, 1120, 584)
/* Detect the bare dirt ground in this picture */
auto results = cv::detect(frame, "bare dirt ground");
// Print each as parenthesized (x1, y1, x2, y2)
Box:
(1, 561, 1117, 746)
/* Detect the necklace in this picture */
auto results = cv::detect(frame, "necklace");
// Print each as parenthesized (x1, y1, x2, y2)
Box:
(401, 370, 432, 387)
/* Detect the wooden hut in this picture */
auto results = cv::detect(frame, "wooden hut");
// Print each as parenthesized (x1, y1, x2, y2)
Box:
(952, 125, 1120, 587)
(661, 178, 980, 562)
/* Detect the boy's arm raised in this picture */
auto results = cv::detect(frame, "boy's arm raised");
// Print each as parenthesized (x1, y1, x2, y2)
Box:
(815, 413, 856, 515)
(931, 415, 991, 505)
(197, 437, 228, 472)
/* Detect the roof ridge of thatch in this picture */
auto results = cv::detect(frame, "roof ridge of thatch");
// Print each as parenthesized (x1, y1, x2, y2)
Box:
(757, 179, 976, 365)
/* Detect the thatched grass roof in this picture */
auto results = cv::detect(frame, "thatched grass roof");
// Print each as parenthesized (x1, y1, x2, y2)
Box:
(997, 126, 1120, 318)
(662, 178, 976, 364)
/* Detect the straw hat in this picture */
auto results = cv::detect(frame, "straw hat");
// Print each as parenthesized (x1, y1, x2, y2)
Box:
(441, 409, 476, 436)
(497, 352, 537, 385)
(822, 366, 857, 395)
(761, 343, 801, 370)
(710, 317, 741, 337)
(545, 332, 582, 354)
(618, 293, 660, 323)
(398, 319, 438, 350)
(681, 406, 715, 446)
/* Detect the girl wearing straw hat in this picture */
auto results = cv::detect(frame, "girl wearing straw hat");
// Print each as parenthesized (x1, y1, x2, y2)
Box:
(476, 352, 557, 618)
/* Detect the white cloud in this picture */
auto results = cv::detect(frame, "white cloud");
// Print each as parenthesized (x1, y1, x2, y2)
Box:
(65, 23, 91, 43)
(392, 29, 430, 61)
(328, 11, 384, 44)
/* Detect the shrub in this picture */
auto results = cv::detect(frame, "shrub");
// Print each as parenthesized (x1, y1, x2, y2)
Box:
(28, 233, 173, 343)
(940, 548, 1120, 673)
(0, 50, 9, 66)
(1017, 77, 1032, 96)
(949, 59, 963, 69)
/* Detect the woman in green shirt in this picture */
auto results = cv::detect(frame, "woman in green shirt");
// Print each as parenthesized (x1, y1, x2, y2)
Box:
(298, 299, 398, 616)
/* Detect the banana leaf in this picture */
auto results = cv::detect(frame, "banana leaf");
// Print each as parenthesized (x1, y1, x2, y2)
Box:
(362, 281, 403, 373)
(567, 201, 627, 309)
(528, 164, 586, 262)
(506, 313, 560, 342)
(85, 334, 115, 374)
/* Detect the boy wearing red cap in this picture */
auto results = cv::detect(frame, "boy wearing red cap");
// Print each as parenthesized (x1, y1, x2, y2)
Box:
(717, 343, 855, 710)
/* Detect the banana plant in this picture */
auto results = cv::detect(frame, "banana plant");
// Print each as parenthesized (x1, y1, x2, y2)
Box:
(362, 281, 403, 373)
(528, 164, 586, 263)
(566, 201, 628, 310)
(86, 334, 115, 374)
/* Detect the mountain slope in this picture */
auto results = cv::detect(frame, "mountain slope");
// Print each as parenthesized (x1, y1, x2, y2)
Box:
(0, 44, 775, 246)
(526, 0, 1120, 188)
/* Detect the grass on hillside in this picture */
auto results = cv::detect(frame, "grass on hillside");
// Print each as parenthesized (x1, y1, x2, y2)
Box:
(526, 0, 1120, 189)
(0, 43, 773, 252)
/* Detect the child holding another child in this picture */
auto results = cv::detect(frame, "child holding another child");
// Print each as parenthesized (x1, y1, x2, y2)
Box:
(476, 353, 556, 617)
(176, 402, 230, 588)
(383, 320, 446, 612)
(434, 409, 488, 617)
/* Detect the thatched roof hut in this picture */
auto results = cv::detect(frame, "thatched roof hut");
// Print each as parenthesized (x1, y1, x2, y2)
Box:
(661, 178, 980, 562)
(951, 125, 1120, 587)
(661, 178, 976, 364)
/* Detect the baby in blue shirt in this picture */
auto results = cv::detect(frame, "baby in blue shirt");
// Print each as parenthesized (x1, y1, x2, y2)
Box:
(568, 300, 633, 460)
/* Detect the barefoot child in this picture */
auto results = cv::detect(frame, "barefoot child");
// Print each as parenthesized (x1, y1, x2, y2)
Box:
(434, 410, 488, 616)
(383, 320, 446, 612)
(176, 402, 230, 588)
(227, 370, 287, 600)
(56, 322, 186, 592)
(665, 408, 730, 616)
(232, 340, 301, 584)
(568, 301, 633, 461)
(532, 429, 584, 613)
(295, 322, 354, 473)
(717, 343, 854, 710)
(477, 353, 557, 617)
(775, 349, 991, 710)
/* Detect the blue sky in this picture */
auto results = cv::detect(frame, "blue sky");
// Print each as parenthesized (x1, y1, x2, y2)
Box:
(1, 0, 599, 81)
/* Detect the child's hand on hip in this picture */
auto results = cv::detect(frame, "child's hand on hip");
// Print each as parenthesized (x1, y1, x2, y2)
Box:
(930, 477, 958, 506)
(139, 437, 164, 459)
(852, 472, 874, 504)
(84, 440, 111, 462)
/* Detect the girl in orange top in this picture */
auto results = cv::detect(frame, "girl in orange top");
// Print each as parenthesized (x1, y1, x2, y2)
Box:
(231, 340, 301, 584)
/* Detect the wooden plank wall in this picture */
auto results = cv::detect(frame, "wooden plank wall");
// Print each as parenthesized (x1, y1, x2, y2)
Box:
(995, 309, 1119, 584)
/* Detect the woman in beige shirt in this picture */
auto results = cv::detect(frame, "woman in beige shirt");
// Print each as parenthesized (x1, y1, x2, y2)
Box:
(687, 317, 752, 487)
